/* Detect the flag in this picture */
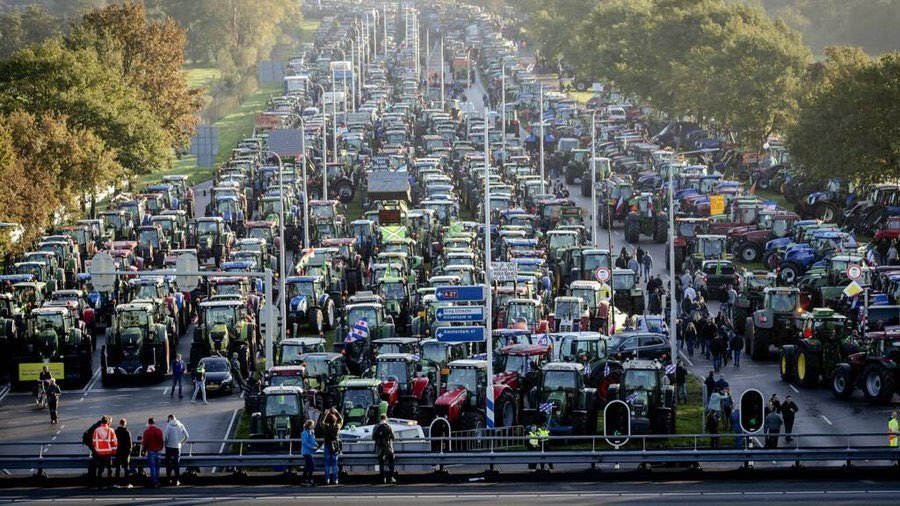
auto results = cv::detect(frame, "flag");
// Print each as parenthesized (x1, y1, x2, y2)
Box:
(603, 363, 611, 378)
(665, 363, 676, 375)
(344, 318, 369, 343)
(616, 197, 625, 214)
(537, 332, 549, 346)
(625, 392, 638, 405)
(584, 362, 592, 376)
(539, 402, 554, 415)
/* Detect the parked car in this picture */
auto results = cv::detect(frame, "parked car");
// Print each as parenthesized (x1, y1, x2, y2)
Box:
(607, 332, 671, 361)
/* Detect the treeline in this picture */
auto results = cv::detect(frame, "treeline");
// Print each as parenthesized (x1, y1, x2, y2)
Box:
(0, 1, 202, 252)
(517, 0, 899, 185)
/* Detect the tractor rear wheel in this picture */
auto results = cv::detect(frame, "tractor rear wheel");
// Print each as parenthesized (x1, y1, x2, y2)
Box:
(796, 348, 820, 388)
(624, 216, 640, 244)
(323, 299, 336, 330)
(831, 365, 855, 399)
(780, 262, 802, 284)
(738, 242, 761, 263)
(813, 202, 838, 223)
(460, 411, 485, 432)
(308, 308, 324, 334)
(652, 217, 667, 243)
(496, 391, 517, 427)
(779, 347, 795, 382)
(572, 412, 588, 435)
(862, 362, 896, 404)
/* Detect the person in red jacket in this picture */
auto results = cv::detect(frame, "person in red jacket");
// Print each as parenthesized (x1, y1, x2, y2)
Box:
(92, 416, 118, 489)
(141, 417, 165, 488)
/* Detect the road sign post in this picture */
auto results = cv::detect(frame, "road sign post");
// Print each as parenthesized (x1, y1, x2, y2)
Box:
(594, 266, 611, 283)
(846, 264, 862, 281)
(490, 262, 518, 282)
(435, 285, 486, 302)
(604, 400, 631, 448)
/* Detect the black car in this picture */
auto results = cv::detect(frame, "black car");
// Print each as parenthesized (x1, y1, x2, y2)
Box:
(608, 332, 671, 361)
(200, 356, 235, 395)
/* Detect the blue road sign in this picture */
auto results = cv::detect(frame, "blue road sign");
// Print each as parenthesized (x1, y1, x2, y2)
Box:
(435, 305, 485, 323)
(435, 326, 486, 343)
(435, 285, 485, 302)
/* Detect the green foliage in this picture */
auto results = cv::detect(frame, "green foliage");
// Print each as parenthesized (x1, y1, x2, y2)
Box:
(0, 40, 171, 175)
(787, 49, 900, 185)
(0, 5, 61, 59)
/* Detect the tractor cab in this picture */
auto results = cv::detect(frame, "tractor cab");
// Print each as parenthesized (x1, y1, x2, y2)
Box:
(338, 378, 387, 429)
(276, 336, 326, 365)
(373, 337, 419, 356)
(550, 296, 589, 332)
(694, 234, 729, 261)
(249, 386, 307, 439)
(500, 298, 548, 333)
(535, 362, 597, 435)
(612, 269, 644, 315)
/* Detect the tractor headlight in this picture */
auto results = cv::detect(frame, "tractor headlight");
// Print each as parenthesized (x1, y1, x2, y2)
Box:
(147, 365, 156, 373)
(106, 367, 115, 375)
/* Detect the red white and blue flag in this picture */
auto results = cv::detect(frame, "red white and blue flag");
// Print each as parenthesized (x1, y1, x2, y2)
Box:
(344, 319, 369, 343)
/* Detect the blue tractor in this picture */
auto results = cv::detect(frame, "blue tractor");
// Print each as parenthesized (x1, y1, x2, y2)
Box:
(284, 276, 335, 336)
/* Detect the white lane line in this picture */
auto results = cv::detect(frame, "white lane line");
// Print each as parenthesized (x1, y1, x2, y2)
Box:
(678, 350, 694, 367)
(163, 387, 170, 396)
(790, 385, 799, 394)
(80, 368, 101, 394)
(0, 385, 10, 403)
(212, 408, 240, 474)
(821, 415, 833, 426)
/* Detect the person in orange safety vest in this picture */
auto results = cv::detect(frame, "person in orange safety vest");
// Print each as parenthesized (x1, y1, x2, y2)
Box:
(92, 416, 118, 489)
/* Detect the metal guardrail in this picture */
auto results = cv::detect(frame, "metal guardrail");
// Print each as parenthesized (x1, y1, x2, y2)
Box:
(1, 432, 898, 475)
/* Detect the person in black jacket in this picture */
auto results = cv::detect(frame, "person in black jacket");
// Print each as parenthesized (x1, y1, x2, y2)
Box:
(675, 360, 688, 405)
(114, 419, 133, 488)
(45, 379, 61, 424)
(781, 395, 799, 442)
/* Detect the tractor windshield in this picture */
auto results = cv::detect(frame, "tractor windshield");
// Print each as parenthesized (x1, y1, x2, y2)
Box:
(447, 367, 480, 393)
(348, 307, 378, 326)
(311, 205, 336, 220)
(768, 292, 798, 313)
(583, 253, 609, 272)
(502, 354, 533, 375)
(700, 239, 724, 258)
(197, 221, 219, 235)
(421, 341, 446, 364)
(269, 374, 304, 387)
(770, 218, 788, 238)
(119, 310, 148, 328)
(265, 394, 300, 416)
(378, 281, 406, 301)
(376, 360, 409, 385)
(543, 370, 577, 391)
(555, 300, 581, 320)
(623, 370, 658, 390)
(343, 388, 376, 409)
(34, 313, 64, 331)
(548, 233, 576, 250)
(677, 222, 700, 238)
(132, 284, 162, 300)
(304, 358, 330, 378)
(286, 281, 316, 300)
(506, 303, 536, 326)
(571, 288, 599, 307)
(613, 272, 635, 291)
(281, 345, 307, 365)
(205, 306, 238, 327)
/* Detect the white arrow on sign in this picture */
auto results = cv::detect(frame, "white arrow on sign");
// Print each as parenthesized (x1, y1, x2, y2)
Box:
(88, 252, 116, 292)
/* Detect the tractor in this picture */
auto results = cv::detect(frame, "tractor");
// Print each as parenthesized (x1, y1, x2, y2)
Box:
(433, 359, 519, 432)
(729, 211, 799, 264)
(565, 148, 590, 185)
(780, 308, 860, 388)
(375, 274, 411, 334)
(732, 270, 777, 327)
(284, 276, 336, 335)
(335, 299, 397, 375)
(549, 296, 591, 332)
(494, 343, 551, 415)
(666, 217, 709, 272)
(623, 193, 667, 244)
(193, 217, 234, 267)
(832, 329, 900, 404)
(553, 332, 623, 404)
(136, 224, 168, 268)
(190, 299, 256, 376)
(530, 362, 599, 435)
(101, 302, 171, 384)
(10, 306, 93, 390)
(569, 280, 612, 333)
(612, 269, 644, 316)
(375, 353, 435, 423)
(597, 177, 634, 229)
(337, 378, 388, 429)
(607, 359, 676, 435)
(743, 287, 804, 360)
(247, 386, 309, 439)
(299, 352, 349, 410)
(275, 336, 326, 366)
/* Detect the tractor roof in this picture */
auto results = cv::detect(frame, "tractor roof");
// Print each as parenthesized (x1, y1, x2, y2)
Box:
(542, 361, 584, 372)
(285, 276, 323, 283)
(263, 385, 304, 395)
(377, 353, 418, 362)
(299, 352, 343, 362)
(116, 303, 154, 312)
(198, 299, 245, 308)
(282, 337, 326, 346)
(623, 358, 663, 370)
(501, 343, 550, 356)
(764, 286, 800, 294)
(449, 359, 487, 369)
(31, 306, 69, 316)
(340, 378, 382, 388)
(373, 337, 419, 344)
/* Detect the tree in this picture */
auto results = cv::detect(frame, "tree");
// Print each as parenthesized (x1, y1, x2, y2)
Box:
(0, 40, 171, 175)
(71, 1, 204, 149)
(788, 49, 900, 185)
(0, 5, 62, 59)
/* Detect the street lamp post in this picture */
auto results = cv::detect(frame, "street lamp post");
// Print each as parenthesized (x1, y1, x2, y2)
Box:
(382, 2, 387, 59)
(483, 107, 495, 429)
(440, 37, 445, 110)
(500, 65, 506, 163)
(539, 84, 545, 194)
(264, 150, 287, 348)
(591, 111, 599, 247)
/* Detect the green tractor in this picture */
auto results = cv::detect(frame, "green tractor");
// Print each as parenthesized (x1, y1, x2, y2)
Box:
(337, 378, 388, 429)
(190, 299, 256, 375)
(566, 148, 590, 185)
(10, 306, 92, 390)
(612, 268, 644, 316)
(744, 286, 804, 360)
(531, 362, 599, 435)
(193, 217, 234, 267)
(101, 302, 171, 385)
(299, 351, 350, 410)
(375, 275, 411, 334)
(780, 308, 860, 388)
(623, 193, 667, 244)
(607, 359, 676, 435)
(248, 386, 308, 439)
(732, 270, 777, 327)
(335, 298, 396, 375)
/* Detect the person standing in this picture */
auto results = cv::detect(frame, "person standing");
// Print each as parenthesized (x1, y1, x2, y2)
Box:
(83, 417, 104, 486)
(191, 362, 208, 404)
(710, 335, 723, 373)
(704, 371, 716, 400)
(373, 414, 396, 484)
(230, 353, 246, 392)
(781, 395, 799, 442)
(142, 417, 164, 488)
(114, 419, 133, 488)
(627, 255, 641, 283)
(889, 412, 899, 448)
(729, 328, 743, 368)
(706, 410, 720, 449)
(163, 414, 189, 486)
(725, 285, 737, 321)
(685, 322, 697, 358)
(301, 419, 318, 486)
(675, 360, 688, 405)
(320, 407, 344, 485)
(171, 354, 186, 399)
(91, 416, 118, 489)
(45, 379, 61, 424)
(731, 407, 743, 448)
(764, 404, 783, 448)
(642, 252, 653, 280)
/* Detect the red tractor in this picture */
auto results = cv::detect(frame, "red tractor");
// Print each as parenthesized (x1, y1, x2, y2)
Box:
(434, 359, 519, 431)
(494, 343, 551, 417)
(374, 353, 435, 423)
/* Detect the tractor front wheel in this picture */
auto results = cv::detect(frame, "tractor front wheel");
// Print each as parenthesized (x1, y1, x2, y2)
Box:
(395, 398, 419, 421)
(780, 347, 795, 383)
(863, 362, 896, 404)
(624, 216, 640, 244)
(460, 411, 485, 432)
(496, 391, 517, 427)
(831, 365, 855, 400)
(796, 348, 820, 388)
(738, 242, 761, 263)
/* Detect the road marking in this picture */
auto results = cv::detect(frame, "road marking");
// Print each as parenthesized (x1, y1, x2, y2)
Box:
(790, 385, 799, 394)
(821, 415, 833, 426)
(0, 385, 10, 403)
(212, 408, 240, 474)
(678, 350, 693, 367)
(80, 368, 101, 394)
(163, 387, 170, 396)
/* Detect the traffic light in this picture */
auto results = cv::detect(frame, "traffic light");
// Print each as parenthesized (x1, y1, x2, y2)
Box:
(739, 389, 765, 433)
(604, 399, 631, 446)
